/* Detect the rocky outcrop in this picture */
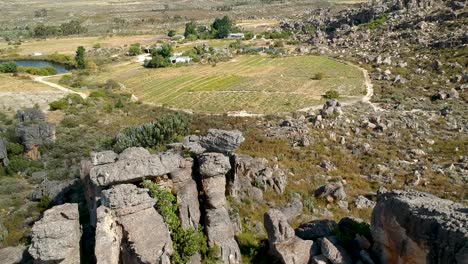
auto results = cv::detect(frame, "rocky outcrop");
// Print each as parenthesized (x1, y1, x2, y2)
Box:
(371, 189, 468, 264)
(28, 203, 81, 264)
(199, 152, 241, 264)
(91, 150, 118, 165)
(296, 219, 338, 240)
(97, 184, 173, 264)
(15, 109, 55, 160)
(30, 178, 77, 205)
(89, 150, 184, 186)
(199, 129, 245, 153)
(0, 246, 29, 264)
(264, 209, 313, 264)
(315, 182, 347, 202)
(0, 137, 8, 167)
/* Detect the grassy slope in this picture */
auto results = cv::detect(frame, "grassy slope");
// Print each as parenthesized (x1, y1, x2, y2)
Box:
(0, 74, 54, 92)
(88, 55, 365, 114)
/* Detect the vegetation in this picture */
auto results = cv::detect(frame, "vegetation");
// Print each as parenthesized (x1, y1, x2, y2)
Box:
(212, 16, 233, 39)
(33, 20, 87, 38)
(360, 14, 389, 29)
(75, 46, 86, 69)
(128, 43, 142, 56)
(142, 181, 208, 264)
(324, 90, 340, 99)
(0, 62, 18, 73)
(113, 112, 191, 152)
(144, 44, 173, 68)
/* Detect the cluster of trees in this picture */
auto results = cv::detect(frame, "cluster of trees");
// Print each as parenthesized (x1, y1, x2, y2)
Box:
(113, 112, 191, 152)
(0, 62, 18, 73)
(0, 62, 56, 76)
(144, 44, 173, 68)
(33, 20, 87, 38)
(183, 16, 236, 40)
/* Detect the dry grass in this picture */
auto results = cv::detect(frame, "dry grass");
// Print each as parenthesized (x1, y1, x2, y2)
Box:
(0, 74, 53, 92)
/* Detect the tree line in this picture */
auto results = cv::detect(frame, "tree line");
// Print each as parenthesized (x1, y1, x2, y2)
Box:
(33, 20, 87, 38)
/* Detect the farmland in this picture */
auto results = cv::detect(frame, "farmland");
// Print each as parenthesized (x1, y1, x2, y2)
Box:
(81, 55, 366, 114)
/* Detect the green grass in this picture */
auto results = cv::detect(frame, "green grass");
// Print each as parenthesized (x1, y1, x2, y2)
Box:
(84, 55, 365, 114)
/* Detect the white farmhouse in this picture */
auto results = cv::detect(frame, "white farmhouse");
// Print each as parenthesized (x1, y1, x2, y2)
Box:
(169, 56, 192, 64)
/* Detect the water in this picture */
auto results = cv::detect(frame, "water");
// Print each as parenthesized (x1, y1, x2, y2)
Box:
(1, 60, 69, 74)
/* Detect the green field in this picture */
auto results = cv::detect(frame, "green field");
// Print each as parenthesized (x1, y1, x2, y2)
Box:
(89, 55, 366, 114)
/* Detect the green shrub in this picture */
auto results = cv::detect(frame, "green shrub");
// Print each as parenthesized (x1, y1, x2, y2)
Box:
(360, 14, 389, 29)
(89, 90, 107, 98)
(59, 75, 72, 85)
(114, 112, 191, 152)
(144, 55, 170, 68)
(49, 100, 68, 111)
(7, 143, 24, 156)
(8, 156, 30, 173)
(168, 30, 176, 37)
(104, 79, 121, 90)
(0, 62, 18, 73)
(323, 90, 340, 99)
(115, 98, 124, 109)
(313, 72, 325, 80)
(128, 43, 142, 56)
(143, 181, 208, 264)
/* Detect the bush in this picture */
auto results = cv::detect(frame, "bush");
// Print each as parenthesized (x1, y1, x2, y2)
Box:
(128, 43, 142, 56)
(313, 72, 325, 80)
(324, 90, 340, 99)
(0, 62, 18, 73)
(7, 143, 24, 156)
(360, 14, 389, 29)
(168, 30, 176, 37)
(89, 90, 107, 98)
(144, 55, 170, 68)
(49, 100, 68, 111)
(104, 79, 121, 90)
(18, 66, 56, 76)
(59, 75, 72, 85)
(113, 112, 191, 152)
(143, 181, 208, 264)
(8, 156, 31, 173)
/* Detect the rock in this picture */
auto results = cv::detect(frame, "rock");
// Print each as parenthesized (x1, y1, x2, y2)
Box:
(0, 137, 8, 167)
(360, 250, 375, 264)
(320, 160, 337, 171)
(0, 246, 29, 264)
(320, 237, 353, 264)
(29, 203, 81, 264)
(312, 254, 330, 264)
(264, 209, 313, 264)
(30, 171, 48, 183)
(320, 100, 342, 117)
(199, 129, 245, 153)
(97, 184, 174, 264)
(296, 219, 338, 240)
(91, 150, 118, 165)
(170, 158, 201, 229)
(90, 152, 184, 186)
(198, 153, 231, 178)
(315, 182, 347, 201)
(199, 153, 241, 263)
(15, 109, 55, 159)
(371, 190, 468, 264)
(355, 195, 376, 209)
(30, 179, 77, 204)
(280, 197, 303, 221)
(118, 147, 151, 160)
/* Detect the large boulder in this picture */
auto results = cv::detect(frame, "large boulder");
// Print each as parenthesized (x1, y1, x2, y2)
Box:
(15, 109, 55, 160)
(30, 179, 77, 205)
(0, 246, 29, 264)
(264, 209, 313, 264)
(320, 237, 353, 264)
(0, 137, 8, 167)
(296, 219, 338, 240)
(28, 203, 81, 264)
(199, 129, 245, 153)
(89, 151, 184, 186)
(371, 190, 468, 264)
(97, 184, 174, 264)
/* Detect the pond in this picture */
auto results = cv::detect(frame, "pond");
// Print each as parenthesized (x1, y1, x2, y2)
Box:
(1, 60, 69, 74)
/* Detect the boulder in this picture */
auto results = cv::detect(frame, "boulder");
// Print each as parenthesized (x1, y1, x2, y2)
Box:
(199, 129, 245, 153)
(0, 246, 29, 264)
(29, 203, 81, 264)
(315, 182, 347, 201)
(91, 150, 118, 165)
(320, 237, 353, 264)
(118, 147, 151, 160)
(97, 184, 174, 264)
(371, 190, 468, 264)
(198, 153, 231, 178)
(0, 137, 8, 167)
(15, 109, 55, 158)
(90, 152, 184, 186)
(30, 179, 77, 204)
(355, 195, 376, 209)
(296, 219, 338, 240)
(264, 209, 313, 264)
(320, 100, 342, 117)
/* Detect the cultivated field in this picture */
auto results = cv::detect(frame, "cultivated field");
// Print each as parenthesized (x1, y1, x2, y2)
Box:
(88, 55, 365, 114)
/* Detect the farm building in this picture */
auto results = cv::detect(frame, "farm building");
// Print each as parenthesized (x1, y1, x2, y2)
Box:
(169, 56, 192, 64)
(227, 33, 245, 39)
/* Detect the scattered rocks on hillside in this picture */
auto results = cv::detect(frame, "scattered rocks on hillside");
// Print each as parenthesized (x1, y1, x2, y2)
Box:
(320, 100, 343, 117)
(371, 189, 468, 264)
(264, 209, 313, 264)
(355, 195, 376, 209)
(15, 109, 55, 160)
(28, 203, 81, 264)
(199, 129, 245, 153)
(0, 137, 8, 167)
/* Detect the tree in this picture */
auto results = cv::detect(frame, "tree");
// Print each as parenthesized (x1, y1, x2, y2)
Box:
(184, 22, 197, 38)
(128, 43, 142, 56)
(144, 55, 170, 69)
(151, 44, 173, 59)
(75, 46, 86, 69)
(60, 20, 87, 36)
(212, 16, 232, 39)
(0, 62, 18, 73)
